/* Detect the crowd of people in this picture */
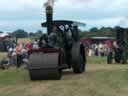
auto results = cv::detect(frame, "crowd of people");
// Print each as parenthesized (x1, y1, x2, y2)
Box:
(3, 41, 111, 68)
(6, 41, 32, 68)
(1, 40, 40, 69)
(85, 42, 111, 57)
(5, 34, 58, 68)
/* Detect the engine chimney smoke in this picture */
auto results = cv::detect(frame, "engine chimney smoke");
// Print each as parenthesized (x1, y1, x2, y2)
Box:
(44, 0, 55, 35)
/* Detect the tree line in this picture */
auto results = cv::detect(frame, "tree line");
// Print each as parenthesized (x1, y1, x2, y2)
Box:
(0, 26, 116, 38)
(80, 27, 116, 38)
(0, 29, 43, 38)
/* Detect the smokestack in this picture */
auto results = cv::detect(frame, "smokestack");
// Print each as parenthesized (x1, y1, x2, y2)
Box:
(115, 26, 125, 45)
(46, 6, 53, 35)
(44, 0, 55, 35)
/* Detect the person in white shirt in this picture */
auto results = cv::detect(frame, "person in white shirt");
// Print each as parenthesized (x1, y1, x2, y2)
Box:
(32, 39, 39, 49)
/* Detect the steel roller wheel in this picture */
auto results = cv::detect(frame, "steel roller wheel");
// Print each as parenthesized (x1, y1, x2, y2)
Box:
(29, 68, 62, 80)
(28, 51, 62, 80)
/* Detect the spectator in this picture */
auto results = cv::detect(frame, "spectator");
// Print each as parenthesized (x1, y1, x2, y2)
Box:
(39, 34, 48, 48)
(0, 57, 8, 70)
(22, 48, 29, 65)
(26, 42, 32, 51)
(88, 48, 93, 56)
(32, 39, 39, 49)
(95, 48, 98, 56)
(11, 51, 17, 66)
(7, 48, 13, 65)
(16, 43, 23, 68)
(100, 48, 104, 57)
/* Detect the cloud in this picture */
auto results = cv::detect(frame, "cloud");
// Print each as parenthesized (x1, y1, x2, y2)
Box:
(0, 0, 43, 10)
(0, 0, 128, 31)
(1, 17, 125, 32)
(0, 20, 44, 32)
(79, 17, 128, 30)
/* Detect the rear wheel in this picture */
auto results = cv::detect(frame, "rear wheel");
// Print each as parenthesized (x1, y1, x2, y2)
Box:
(73, 55, 85, 73)
(107, 52, 113, 64)
(71, 42, 86, 73)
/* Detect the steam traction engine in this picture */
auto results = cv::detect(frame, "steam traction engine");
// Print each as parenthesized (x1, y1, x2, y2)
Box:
(27, 3, 86, 80)
(107, 26, 128, 64)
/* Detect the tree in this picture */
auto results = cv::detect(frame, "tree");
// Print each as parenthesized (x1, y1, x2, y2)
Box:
(29, 32, 35, 37)
(99, 27, 115, 37)
(79, 31, 89, 38)
(34, 30, 43, 38)
(11, 29, 28, 38)
(79, 27, 115, 38)
(89, 27, 99, 32)
(0, 31, 3, 33)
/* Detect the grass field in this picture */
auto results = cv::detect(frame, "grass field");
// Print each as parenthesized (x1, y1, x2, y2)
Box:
(0, 52, 7, 59)
(0, 55, 128, 96)
(18, 38, 32, 43)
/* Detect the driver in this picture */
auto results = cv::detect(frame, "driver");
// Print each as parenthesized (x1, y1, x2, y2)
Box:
(48, 26, 58, 48)
(38, 34, 48, 48)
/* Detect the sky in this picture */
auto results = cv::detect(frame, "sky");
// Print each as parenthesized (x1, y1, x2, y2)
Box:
(0, 0, 128, 32)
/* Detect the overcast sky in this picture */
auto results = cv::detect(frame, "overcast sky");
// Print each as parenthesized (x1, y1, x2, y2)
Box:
(0, 0, 128, 32)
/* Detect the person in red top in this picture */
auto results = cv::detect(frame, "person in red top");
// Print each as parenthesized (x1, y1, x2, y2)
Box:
(26, 42, 32, 51)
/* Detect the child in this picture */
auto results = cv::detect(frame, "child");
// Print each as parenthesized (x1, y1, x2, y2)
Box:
(0, 57, 9, 69)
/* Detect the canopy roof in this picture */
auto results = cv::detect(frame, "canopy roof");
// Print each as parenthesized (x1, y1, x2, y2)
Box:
(0, 33, 9, 37)
(0, 33, 9, 40)
(91, 37, 115, 40)
(41, 20, 86, 27)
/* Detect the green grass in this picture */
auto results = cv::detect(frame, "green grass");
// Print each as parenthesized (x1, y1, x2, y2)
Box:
(0, 52, 7, 59)
(18, 38, 32, 43)
(87, 56, 107, 64)
(0, 55, 128, 96)
(0, 64, 128, 96)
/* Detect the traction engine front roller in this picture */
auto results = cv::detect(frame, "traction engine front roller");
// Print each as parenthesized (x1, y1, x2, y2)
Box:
(27, 49, 63, 80)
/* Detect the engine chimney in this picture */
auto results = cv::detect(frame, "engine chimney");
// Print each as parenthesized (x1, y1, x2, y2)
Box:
(115, 27, 125, 45)
(46, 6, 53, 35)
